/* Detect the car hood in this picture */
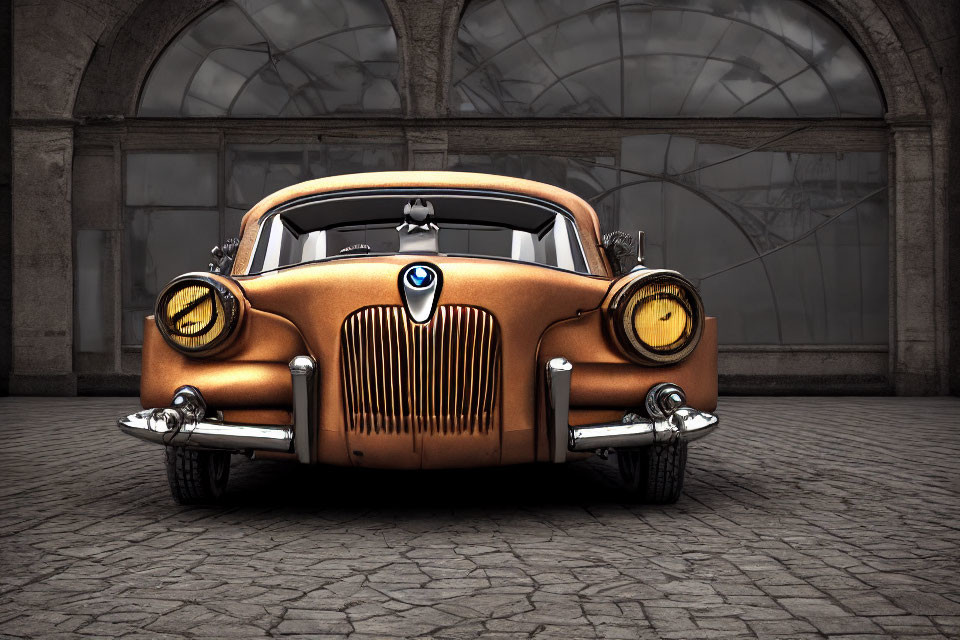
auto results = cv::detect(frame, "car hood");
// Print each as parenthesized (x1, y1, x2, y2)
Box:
(237, 255, 613, 349)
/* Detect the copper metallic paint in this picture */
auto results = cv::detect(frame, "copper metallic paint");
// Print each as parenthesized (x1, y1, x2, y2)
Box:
(140, 305, 307, 409)
(139, 172, 717, 469)
(221, 409, 293, 425)
(543, 318, 719, 412)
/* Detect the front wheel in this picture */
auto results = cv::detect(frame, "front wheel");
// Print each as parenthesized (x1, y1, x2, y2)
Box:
(164, 446, 231, 505)
(617, 440, 687, 504)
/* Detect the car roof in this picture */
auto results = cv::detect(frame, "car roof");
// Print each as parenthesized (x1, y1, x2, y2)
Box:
(233, 171, 608, 275)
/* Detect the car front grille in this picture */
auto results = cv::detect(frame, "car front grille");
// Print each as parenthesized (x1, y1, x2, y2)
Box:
(340, 305, 501, 436)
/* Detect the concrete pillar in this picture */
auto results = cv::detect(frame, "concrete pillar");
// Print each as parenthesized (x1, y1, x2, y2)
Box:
(10, 127, 76, 395)
(891, 123, 943, 395)
(394, 0, 448, 117)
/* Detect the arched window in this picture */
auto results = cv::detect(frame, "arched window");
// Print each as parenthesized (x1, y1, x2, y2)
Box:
(139, 0, 401, 116)
(453, 0, 883, 117)
(449, 0, 888, 346)
(116, 0, 405, 346)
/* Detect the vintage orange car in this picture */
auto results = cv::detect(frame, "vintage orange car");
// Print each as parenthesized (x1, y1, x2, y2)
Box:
(118, 172, 718, 504)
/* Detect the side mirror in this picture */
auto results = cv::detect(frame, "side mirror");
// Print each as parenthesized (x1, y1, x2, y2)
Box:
(209, 237, 240, 274)
(602, 231, 636, 277)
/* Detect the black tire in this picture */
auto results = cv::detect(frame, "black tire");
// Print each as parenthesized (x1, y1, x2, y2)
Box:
(617, 440, 687, 504)
(165, 446, 231, 505)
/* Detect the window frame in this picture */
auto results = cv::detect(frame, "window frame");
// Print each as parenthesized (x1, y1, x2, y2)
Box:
(103, 117, 890, 351)
(444, 118, 891, 348)
(136, 0, 404, 118)
(115, 126, 410, 349)
(450, 0, 887, 119)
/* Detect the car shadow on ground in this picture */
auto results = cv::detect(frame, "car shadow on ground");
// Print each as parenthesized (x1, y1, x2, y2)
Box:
(217, 454, 648, 511)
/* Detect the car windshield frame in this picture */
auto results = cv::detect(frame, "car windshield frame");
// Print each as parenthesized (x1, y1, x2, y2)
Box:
(243, 188, 593, 276)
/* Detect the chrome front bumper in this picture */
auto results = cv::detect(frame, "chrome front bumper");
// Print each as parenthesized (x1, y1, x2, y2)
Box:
(120, 354, 716, 465)
(118, 356, 317, 461)
(545, 357, 718, 463)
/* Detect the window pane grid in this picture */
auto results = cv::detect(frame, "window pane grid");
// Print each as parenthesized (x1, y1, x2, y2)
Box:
(117, 0, 889, 353)
(453, 0, 884, 118)
(447, 136, 888, 346)
(121, 143, 405, 346)
(139, 0, 401, 117)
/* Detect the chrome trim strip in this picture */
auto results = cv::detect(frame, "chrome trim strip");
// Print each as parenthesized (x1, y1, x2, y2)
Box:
(544, 359, 718, 455)
(289, 355, 317, 464)
(570, 420, 658, 450)
(118, 411, 293, 452)
(568, 410, 718, 451)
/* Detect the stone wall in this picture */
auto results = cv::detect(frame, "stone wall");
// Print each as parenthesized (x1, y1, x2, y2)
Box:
(1, 0, 11, 395)
(890, 0, 960, 396)
(7, 0, 960, 395)
(913, 0, 960, 395)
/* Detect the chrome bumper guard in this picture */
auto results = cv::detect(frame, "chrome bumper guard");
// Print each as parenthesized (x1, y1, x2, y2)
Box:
(117, 356, 317, 459)
(545, 357, 718, 463)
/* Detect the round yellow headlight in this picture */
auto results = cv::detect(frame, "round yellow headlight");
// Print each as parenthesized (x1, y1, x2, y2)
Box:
(156, 276, 240, 353)
(631, 282, 694, 350)
(609, 271, 703, 365)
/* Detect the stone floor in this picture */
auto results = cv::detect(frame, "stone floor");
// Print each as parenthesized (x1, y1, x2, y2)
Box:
(0, 397, 958, 639)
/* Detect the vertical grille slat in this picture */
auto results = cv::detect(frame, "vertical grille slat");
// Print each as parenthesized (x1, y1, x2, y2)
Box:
(452, 307, 462, 434)
(341, 305, 501, 437)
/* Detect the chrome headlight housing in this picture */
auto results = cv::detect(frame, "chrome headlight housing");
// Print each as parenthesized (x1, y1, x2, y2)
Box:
(155, 274, 241, 354)
(608, 269, 704, 365)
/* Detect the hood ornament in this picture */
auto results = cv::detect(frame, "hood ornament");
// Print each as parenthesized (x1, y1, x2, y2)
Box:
(399, 263, 441, 323)
(397, 199, 439, 253)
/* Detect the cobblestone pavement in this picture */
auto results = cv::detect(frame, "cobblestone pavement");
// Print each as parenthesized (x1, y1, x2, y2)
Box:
(0, 397, 959, 639)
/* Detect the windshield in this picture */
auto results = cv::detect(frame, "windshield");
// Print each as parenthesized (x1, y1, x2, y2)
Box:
(246, 191, 590, 275)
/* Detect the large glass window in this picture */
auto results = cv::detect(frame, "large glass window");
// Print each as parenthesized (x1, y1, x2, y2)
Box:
(121, 143, 404, 346)
(453, 0, 884, 117)
(447, 154, 619, 229)
(610, 135, 887, 345)
(123, 152, 219, 346)
(125, 0, 407, 347)
(449, 136, 888, 345)
(225, 143, 406, 230)
(449, 0, 888, 347)
(110, 0, 890, 356)
(139, 0, 400, 116)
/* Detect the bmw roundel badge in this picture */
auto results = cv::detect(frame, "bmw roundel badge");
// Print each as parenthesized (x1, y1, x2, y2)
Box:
(406, 266, 434, 288)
